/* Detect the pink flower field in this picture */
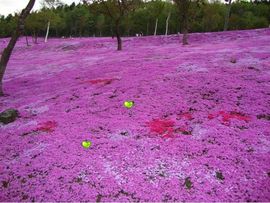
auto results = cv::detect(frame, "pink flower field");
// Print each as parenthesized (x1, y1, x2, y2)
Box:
(0, 29, 270, 202)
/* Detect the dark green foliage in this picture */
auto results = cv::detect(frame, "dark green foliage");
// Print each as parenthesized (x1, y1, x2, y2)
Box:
(216, 171, 225, 180)
(0, 109, 19, 124)
(184, 177, 192, 189)
(0, 14, 17, 37)
(0, 0, 269, 38)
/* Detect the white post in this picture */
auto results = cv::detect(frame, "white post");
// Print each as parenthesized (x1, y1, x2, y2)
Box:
(45, 21, 50, 43)
(154, 18, 158, 36)
(165, 12, 171, 36)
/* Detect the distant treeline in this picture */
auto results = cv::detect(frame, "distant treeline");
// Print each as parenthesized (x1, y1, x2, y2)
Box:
(0, 0, 269, 38)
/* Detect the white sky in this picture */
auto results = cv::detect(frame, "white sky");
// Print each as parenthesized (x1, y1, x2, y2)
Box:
(0, 0, 81, 16)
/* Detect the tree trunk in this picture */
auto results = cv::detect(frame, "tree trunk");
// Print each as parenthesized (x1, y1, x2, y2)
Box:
(35, 34, 38, 44)
(115, 21, 122, 51)
(0, 0, 35, 96)
(45, 21, 50, 43)
(154, 18, 158, 36)
(116, 34, 122, 51)
(181, 0, 189, 45)
(25, 35, 30, 46)
(182, 29, 188, 45)
(165, 12, 171, 36)
(110, 24, 114, 38)
(32, 32, 38, 44)
(224, 0, 232, 31)
(146, 21, 149, 36)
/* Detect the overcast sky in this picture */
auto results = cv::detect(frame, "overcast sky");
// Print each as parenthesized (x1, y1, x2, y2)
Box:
(0, 0, 81, 16)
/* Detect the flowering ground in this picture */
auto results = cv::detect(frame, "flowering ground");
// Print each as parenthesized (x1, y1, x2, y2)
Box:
(0, 29, 270, 202)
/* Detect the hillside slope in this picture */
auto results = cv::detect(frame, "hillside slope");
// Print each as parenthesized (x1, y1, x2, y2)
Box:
(0, 29, 270, 201)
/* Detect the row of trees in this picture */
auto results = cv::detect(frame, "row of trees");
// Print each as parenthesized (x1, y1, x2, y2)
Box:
(0, 0, 269, 40)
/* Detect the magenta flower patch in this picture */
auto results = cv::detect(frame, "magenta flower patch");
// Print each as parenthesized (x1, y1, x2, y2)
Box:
(36, 120, 57, 133)
(0, 29, 270, 201)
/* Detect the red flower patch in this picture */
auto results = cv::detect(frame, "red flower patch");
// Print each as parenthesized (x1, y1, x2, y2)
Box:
(37, 121, 57, 132)
(147, 118, 175, 137)
(208, 113, 215, 119)
(221, 111, 251, 122)
(208, 111, 251, 123)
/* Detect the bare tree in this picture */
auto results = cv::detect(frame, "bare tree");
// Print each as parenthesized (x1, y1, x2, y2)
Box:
(147, 0, 165, 36)
(165, 11, 171, 36)
(42, 0, 63, 42)
(45, 21, 50, 42)
(154, 18, 159, 36)
(0, 0, 36, 96)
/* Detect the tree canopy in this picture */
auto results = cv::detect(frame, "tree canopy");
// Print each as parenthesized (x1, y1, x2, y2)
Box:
(0, 0, 269, 39)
